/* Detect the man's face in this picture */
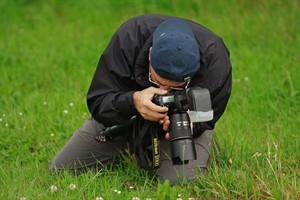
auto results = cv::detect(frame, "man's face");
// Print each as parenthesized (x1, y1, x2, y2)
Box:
(149, 64, 187, 91)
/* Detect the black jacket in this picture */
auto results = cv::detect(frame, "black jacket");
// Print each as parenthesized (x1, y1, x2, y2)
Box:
(87, 14, 232, 136)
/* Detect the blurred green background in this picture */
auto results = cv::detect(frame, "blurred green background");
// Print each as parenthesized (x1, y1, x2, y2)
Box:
(0, 0, 299, 199)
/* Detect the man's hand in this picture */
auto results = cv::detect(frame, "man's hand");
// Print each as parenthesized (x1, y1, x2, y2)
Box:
(133, 87, 168, 121)
(159, 115, 170, 139)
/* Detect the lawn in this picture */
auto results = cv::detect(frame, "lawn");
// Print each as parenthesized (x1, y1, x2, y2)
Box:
(0, 0, 299, 199)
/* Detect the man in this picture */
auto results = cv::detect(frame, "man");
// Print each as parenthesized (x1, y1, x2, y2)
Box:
(49, 14, 232, 184)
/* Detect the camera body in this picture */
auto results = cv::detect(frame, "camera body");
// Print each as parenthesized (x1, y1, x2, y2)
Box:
(152, 87, 213, 165)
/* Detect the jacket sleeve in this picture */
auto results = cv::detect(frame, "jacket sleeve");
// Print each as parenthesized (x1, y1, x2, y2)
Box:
(87, 21, 141, 127)
(193, 38, 232, 136)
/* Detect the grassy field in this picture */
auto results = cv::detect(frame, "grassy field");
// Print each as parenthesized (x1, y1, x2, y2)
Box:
(0, 0, 299, 199)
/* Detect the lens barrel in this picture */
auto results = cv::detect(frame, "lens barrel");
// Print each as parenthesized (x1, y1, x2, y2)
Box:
(169, 113, 197, 165)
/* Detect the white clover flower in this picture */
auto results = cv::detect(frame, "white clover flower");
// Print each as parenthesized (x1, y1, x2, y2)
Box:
(2, 114, 6, 117)
(146, 198, 152, 200)
(69, 102, 74, 107)
(129, 186, 134, 189)
(229, 158, 233, 165)
(82, 112, 88, 118)
(113, 189, 121, 194)
(95, 197, 104, 200)
(43, 101, 47, 105)
(19, 112, 23, 116)
(244, 77, 249, 81)
(188, 198, 196, 200)
(63, 110, 68, 114)
(69, 183, 76, 190)
(50, 133, 54, 137)
(5, 123, 8, 127)
(20, 197, 26, 200)
(0, 118, 2, 122)
(132, 197, 140, 200)
(176, 194, 183, 200)
(50, 185, 58, 193)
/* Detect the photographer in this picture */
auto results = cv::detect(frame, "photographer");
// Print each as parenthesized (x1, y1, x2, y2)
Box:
(49, 14, 232, 184)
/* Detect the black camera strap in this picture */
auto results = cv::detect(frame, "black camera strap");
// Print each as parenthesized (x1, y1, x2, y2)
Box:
(133, 116, 160, 170)
(95, 116, 137, 142)
(94, 114, 160, 170)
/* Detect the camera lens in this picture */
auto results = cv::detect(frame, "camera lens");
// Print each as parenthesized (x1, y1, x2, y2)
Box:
(169, 113, 196, 165)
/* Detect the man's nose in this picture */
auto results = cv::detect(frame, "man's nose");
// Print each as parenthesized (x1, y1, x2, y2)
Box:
(159, 86, 171, 92)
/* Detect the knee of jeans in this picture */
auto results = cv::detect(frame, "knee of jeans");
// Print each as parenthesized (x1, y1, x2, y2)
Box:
(48, 157, 76, 174)
(48, 161, 62, 175)
(48, 161, 85, 176)
(48, 158, 66, 173)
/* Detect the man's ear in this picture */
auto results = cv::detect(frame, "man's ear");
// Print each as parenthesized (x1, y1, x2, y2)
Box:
(149, 47, 152, 61)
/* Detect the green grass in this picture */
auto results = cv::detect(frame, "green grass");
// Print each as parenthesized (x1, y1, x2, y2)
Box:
(0, 0, 299, 199)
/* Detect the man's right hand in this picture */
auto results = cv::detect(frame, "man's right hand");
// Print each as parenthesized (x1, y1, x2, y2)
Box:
(133, 87, 169, 121)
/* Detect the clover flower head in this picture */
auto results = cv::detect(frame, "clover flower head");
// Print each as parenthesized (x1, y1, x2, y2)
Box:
(50, 185, 58, 193)
(229, 157, 233, 165)
(69, 183, 76, 190)
(113, 189, 121, 194)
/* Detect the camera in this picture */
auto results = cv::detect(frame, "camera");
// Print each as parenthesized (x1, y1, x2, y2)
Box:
(152, 87, 213, 165)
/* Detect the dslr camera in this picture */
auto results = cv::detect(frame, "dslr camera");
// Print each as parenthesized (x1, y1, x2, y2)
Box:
(152, 87, 213, 165)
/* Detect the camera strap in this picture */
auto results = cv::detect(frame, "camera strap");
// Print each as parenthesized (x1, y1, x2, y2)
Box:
(95, 116, 137, 143)
(132, 116, 160, 170)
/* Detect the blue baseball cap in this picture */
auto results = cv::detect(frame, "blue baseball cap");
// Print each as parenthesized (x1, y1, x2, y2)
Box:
(151, 18, 200, 82)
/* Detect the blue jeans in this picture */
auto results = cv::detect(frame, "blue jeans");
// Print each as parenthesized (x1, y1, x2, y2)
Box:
(49, 118, 213, 184)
